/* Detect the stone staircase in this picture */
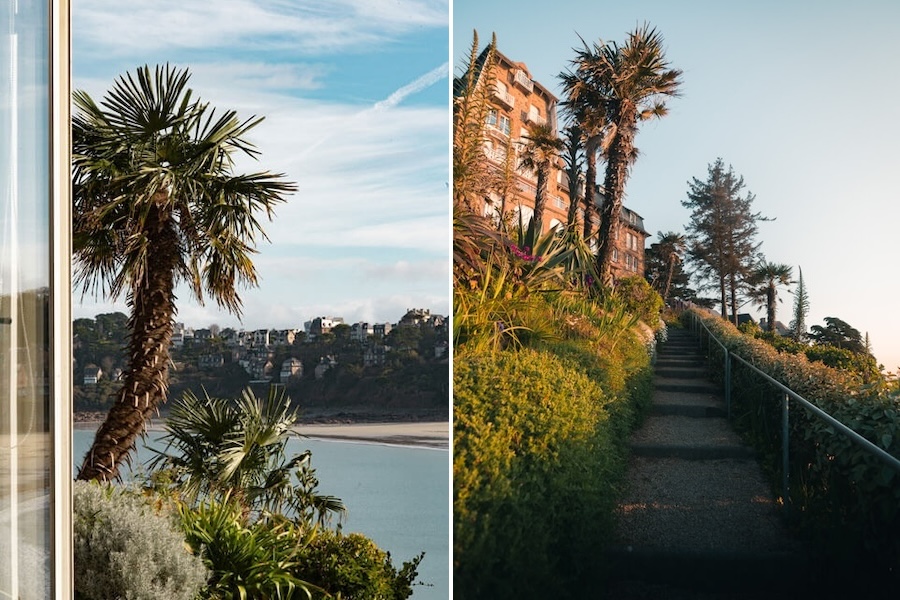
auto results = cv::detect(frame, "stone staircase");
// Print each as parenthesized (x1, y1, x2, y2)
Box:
(604, 327, 809, 598)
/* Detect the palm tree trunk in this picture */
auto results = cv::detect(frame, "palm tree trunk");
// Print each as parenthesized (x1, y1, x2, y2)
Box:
(582, 137, 598, 240)
(78, 206, 179, 481)
(533, 166, 548, 231)
(663, 254, 676, 302)
(767, 284, 776, 332)
(597, 110, 637, 286)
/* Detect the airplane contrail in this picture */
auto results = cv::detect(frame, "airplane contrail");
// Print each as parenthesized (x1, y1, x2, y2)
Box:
(372, 62, 449, 111)
(298, 63, 448, 160)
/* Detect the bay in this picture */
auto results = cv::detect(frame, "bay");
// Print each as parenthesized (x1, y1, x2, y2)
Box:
(73, 429, 449, 599)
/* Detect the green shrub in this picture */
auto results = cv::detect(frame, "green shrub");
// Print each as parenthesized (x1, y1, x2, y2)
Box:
(73, 481, 208, 600)
(298, 529, 422, 600)
(614, 275, 663, 326)
(688, 309, 900, 575)
(454, 347, 642, 599)
(178, 498, 319, 600)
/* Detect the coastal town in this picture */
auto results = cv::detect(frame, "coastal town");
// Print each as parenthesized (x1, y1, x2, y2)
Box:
(74, 308, 449, 417)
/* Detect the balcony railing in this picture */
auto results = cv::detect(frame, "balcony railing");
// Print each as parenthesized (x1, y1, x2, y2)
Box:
(513, 69, 533, 92)
(494, 88, 515, 109)
(524, 111, 546, 126)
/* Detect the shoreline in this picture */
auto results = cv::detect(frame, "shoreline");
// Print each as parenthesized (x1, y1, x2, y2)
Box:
(74, 414, 450, 450)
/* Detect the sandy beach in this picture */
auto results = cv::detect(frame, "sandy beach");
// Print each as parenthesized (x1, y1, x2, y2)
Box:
(74, 417, 450, 450)
(294, 421, 449, 449)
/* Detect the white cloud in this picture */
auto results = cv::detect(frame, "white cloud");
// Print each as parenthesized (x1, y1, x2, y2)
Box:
(74, 0, 448, 56)
(70, 2, 450, 327)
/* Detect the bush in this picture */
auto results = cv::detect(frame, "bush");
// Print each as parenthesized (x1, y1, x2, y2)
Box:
(614, 275, 663, 326)
(73, 481, 208, 600)
(687, 309, 900, 577)
(178, 499, 318, 600)
(298, 529, 422, 600)
(453, 346, 649, 599)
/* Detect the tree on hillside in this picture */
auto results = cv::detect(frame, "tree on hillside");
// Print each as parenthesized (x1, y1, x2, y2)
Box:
(560, 24, 682, 285)
(683, 158, 770, 324)
(749, 261, 793, 333)
(518, 122, 565, 231)
(453, 30, 499, 210)
(809, 317, 867, 354)
(789, 266, 810, 341)
(73, 64, 296, 481)
(645, 231, 686, 303)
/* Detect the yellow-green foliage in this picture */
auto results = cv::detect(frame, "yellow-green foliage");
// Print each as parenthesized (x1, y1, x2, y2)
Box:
(453, 304, 653, 599)
(614, 275, 663, 326)
(689, 310, 900, 572)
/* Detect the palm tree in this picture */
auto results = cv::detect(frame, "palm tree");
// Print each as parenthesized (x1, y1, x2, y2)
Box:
(149, 387, 345, 525)
(73, 64, 296, 481)
(518, 122, 564, 231)
(561, 24, 682, 285)
(750, 261, 793, 332)
(655, 231, 686, 302)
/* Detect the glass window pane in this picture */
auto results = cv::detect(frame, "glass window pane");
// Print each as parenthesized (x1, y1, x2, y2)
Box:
(0, 1, 52, 598)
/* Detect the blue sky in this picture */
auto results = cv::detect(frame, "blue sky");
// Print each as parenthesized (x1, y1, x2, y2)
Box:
(72, 0, 450, 330)
(454, 0, 900, 372)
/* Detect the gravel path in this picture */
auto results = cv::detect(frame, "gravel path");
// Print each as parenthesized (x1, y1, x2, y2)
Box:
(605, 328, 809, 597)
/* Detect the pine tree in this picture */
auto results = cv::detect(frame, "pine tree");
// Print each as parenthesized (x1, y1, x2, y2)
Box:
(683, 158, 770, 324)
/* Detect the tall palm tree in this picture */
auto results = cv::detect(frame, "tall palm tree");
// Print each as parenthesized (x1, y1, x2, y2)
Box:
(656, 231, 686, 302)
(518, 122, 564, 231)
(750, 261, 793, 332)
(73, 65, 296, 481)
(561, 24, 682, 285)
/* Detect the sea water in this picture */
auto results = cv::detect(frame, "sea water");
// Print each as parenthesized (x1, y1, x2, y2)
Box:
(73, 430, 449, 599)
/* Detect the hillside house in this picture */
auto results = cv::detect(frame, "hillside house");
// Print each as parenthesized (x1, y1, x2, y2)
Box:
(83, 365, 102, 385)
(314, 355, 338, 379)
(280, 358, 303, 382)
(350, 322, 373, 343)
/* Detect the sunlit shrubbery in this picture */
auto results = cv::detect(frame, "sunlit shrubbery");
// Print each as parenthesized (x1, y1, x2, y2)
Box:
(453, 209, 662, 598)
(454, 345, 651, 599)
(689, 309, 900, 574)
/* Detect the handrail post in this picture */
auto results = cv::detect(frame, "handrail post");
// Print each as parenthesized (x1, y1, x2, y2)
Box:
(782, 391, 790, 515)
(724, 349, 731, 419)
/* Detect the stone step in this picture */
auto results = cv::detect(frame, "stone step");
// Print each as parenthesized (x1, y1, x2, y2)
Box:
(658, 342, 701, 351)
(631, 414, 742, 447)
(654, 377, 720, 394)
(652, 403, 726, 418)
(653, 388, 722, 410)
(654, 367, 708, 379)
(631, 444, 755, 460)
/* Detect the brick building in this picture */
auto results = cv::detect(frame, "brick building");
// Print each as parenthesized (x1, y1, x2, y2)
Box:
(457, 42, 649, 282)
(458, 46, 571, 234)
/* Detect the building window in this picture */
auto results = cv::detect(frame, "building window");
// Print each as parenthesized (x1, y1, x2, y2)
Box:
(486, 108, 498, 127)
(498, 114, 511, 136)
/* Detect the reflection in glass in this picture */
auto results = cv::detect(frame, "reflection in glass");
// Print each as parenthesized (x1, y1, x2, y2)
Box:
(0, 1, 52, 598)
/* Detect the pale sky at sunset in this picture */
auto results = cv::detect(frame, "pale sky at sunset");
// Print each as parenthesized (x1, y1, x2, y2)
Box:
(454, 0, 900, 372)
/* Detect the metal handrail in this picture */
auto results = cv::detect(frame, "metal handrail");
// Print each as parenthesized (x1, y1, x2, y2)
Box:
(686, 310, 900, 508)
